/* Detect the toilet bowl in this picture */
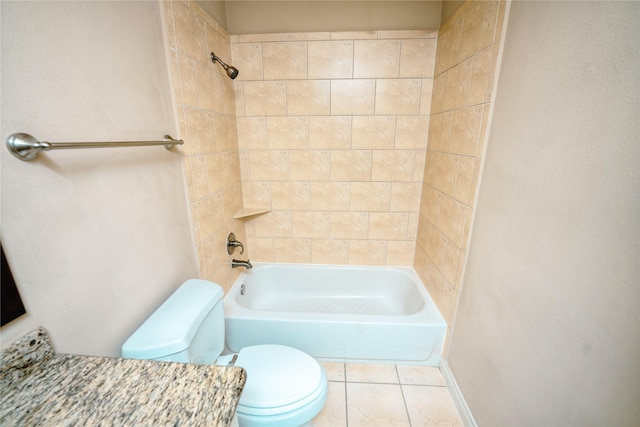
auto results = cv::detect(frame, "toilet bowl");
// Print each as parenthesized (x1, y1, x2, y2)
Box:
(121, 279, 327, 427)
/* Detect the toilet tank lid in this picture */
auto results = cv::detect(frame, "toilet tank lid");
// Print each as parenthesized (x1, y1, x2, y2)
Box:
(121, 279, 224, 359)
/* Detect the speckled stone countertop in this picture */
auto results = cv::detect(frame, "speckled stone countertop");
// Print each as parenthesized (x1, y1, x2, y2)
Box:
(0, 328, 246, 426)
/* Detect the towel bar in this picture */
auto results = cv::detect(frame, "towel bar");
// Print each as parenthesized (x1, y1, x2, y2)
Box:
(6, 133, 183, 161)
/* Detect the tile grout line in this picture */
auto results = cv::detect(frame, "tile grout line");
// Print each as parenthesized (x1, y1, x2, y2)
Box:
(343, 362, 349, 427)
(396, 365, 413, 427)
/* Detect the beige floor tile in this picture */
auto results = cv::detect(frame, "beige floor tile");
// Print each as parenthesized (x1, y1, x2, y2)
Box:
(347, 383, 410, 427)
(397, 365, 446, 386)
(345, 363, 399, 383)
(402, 385, 463, 427)
(312, 382, 347, 427)
(321, 362, 345, 382)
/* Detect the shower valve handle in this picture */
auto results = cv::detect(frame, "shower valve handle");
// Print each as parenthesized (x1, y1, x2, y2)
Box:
(226, 232, 245, 255)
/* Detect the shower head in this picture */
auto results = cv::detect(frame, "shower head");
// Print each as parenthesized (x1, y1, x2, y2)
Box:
(210, 52, 239, 79)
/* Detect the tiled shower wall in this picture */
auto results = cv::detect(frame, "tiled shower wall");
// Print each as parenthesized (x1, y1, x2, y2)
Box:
(232, 31, 436, 265)
(163, 0, 246, 290)
(414, 0, 506, 333)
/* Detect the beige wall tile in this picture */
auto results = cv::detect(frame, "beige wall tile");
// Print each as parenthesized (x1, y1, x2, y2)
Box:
(390, 182, 422, 212)
(287, 80, 331, 115)
(371, 150, 415, 182)
(450, 105, 483, 156)
(330, 150, 372, 181)
(420, 186, 441, 224)
(187, 155, 209, 201)
(369, 213, 409, 240)
(241, 181, 271, 208)
(443, 58, 473, 110)
(310, 182, 350, 211)
(289, 150, 330, 181)
(427, 112, 453, 152)
(308, 40, 354, 79)
(267, 116, 309, 149)
(468, 45, 495, 105)
(436, 194, 467, 247)
(375, 79, 422, 115)
(331, 79, 376, 115)
(247, 149, 290, 180)
(243, 81, 287, 116)
(435, 17, 463, 75)
(453, 156, 480, 206)
(460, 1, 500, 60)
(400, 39, 436, 78)
(395, 116, 429, 149)
(292, 211, 331, 238)
(407, 212, 420, 241)
(442, 241, 464, 288)
(274, 238, 311, 263)
(196, 193, 225, 242)
(263, 42, 308, 80)
(430, 73, 446, 114)
(350, 182, 391, 212)
(386, 241, 416, 266)
(309, 116, 352, 149)
(413, 150, 427, 182)
(331, 212, 369, 239)
(177, 54, 199, 107)
(424, 221, 447, 269)
(206, 152, 239, 193)
(311, 239, 349, 264)
(173, 1, 206, 60)
(196, 64, 224, 112)
(271, 182, 310, 210)
(354, 40, 401, 78)
(425, 151, 458, 195)
(231, 42, 263, 81)
(184, 108, 215, 155)
(214, 114, 238, 152)
(246, 237, 274, 262)
(206, 26, 231, 62)
(237, 117, 267, 149)
(352, 116, 396, 149)
(222, 183, 243, 224)
(249, 211, 292, 238)
(420, 78, 434, 116)
(348, 240, 387, 265)
(167, 50, 183, 104)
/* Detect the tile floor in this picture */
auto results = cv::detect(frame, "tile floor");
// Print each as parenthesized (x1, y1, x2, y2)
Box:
(312, 363, 463, 427)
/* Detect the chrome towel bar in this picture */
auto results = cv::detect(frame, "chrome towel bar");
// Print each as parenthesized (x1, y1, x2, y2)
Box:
(6, 133, 183, 161)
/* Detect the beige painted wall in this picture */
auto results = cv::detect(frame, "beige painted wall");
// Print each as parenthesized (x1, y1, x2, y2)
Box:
(198, 1, 442, 35)
(162, 0, 247, 291)
(232, 30, 436, 264)
(0, 1, 198, 356)
(449, 1, 639, 425)
(414, 0, 505, 337)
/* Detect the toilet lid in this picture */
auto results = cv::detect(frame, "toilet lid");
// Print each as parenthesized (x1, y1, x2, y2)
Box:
(235, 345, 326, 413)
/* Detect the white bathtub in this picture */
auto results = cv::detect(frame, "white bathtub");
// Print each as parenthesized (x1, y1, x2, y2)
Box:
(224, 263, 446, 365)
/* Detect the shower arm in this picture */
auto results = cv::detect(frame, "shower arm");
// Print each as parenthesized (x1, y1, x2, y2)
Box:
(210, 52, 239, 79)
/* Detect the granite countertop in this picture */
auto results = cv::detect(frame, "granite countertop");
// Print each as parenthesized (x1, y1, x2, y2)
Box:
(0, 328, 246, 426)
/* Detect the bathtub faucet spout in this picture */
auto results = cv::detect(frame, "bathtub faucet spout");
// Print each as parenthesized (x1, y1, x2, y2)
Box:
(231, 259, 253, 269)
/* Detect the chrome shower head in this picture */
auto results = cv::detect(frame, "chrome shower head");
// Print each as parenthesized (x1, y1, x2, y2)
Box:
(210, 52, 239, 79)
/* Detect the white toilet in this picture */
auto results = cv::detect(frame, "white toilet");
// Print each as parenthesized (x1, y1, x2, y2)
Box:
(121, 279, 328, 427)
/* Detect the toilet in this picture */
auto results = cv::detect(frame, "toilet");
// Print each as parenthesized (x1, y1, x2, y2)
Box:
(121, 279, 328, 427)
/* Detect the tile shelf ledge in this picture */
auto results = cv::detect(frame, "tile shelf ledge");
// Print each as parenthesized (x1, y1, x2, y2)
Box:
(233, 207, 271, 219)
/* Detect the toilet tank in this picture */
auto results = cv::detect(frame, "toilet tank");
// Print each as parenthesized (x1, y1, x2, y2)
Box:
(121, 279, 225, 364)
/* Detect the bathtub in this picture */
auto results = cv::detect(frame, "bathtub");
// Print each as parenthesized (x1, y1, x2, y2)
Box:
(224, 263, 446, 366)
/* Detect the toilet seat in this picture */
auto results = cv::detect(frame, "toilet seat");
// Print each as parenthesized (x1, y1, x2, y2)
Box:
(234, 344, 327, 421)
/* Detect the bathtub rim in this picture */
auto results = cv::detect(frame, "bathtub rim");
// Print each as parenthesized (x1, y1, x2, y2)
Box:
(224, 262, 446, 324)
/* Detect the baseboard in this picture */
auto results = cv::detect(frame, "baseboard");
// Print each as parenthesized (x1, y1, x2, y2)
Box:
(439, 358, 478, 427)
